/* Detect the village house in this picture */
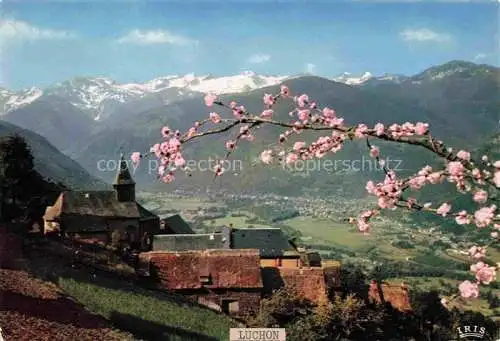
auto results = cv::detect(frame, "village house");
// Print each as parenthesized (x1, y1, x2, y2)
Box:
(137, 249, 263, 317)
(159, 214, 195, 234)
(43, 155, 160, 251)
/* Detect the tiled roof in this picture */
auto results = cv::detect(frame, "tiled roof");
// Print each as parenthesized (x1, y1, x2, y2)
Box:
(230, 228, 300, 258)
(139, 249, 263, 289)
(152, 233, 228, 251)
(160, 214, 194, 234)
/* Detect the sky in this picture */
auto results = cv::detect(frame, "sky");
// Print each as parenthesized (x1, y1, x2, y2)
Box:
(0, 0, 499, 90)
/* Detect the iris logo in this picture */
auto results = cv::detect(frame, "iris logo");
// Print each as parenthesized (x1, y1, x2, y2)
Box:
(451, 324, 499, 341)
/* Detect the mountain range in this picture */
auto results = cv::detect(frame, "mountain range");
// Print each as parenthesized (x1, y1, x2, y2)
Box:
(0, 60, 498, 199)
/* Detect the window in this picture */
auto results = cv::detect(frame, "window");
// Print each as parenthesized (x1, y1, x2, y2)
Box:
(221, 300, 239, 314)
(200, 275, 212, 285)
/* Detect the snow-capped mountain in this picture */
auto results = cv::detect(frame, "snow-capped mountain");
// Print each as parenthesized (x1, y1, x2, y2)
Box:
(333, 72, 374, 85)
(0, 72, 290, 120)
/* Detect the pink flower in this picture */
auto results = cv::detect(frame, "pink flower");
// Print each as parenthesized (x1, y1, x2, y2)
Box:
(356, 219, 371, 234)
(158, 165, 165, 176)
(204, 93, 217, 107)
(374, 123, 385, 136)
(239, 125, 249, 135)
(494, 160, 500, 168)
(131, 152, 141, 165)
(492, 232, 499, 238)
(447, 161, 465, 177)
(468, 246, 486, 259)
(295, 94, 309, 108)
(280, 85, 289, 96)
(355, 124, 368, 138)
(214, 164, 224, 176)
(161, 126, 170, 138)
(427, 172, 443, 184)
(322, 107, 335, 118)
(209, 112, 221, 123)
(261, 109, 274, 118)
(293, 141, 306, 151)
(437, 203, 451, 217)
(494, 171, 500, 188)
(285, 153, 298, 164)
(174, 155, 186, 167)
(471, 262, 497, 285)
(458, 280, 479, 298)
(457, 150, 471, 161)
(408, 176, 427, 190)
(298, 109, 310, 121)
(369, 146, 380, 158)
(455, 211, 471, 225)
(263, 93, 275, 106)
(225, 140, 236, 150)
(473, 190, 488, 204)
(414, 122, 429, 135)
(474, 205, 496, 228)
(162, 173, 175, 183)
(260, 150, 273, 164)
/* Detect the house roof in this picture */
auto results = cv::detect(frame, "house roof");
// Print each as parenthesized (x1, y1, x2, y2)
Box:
(160, 214, 194, 234)
(140, 249, 263, 289)
(230, 228, 300, 258)
(113, 154, 135, 186)
(43, 191, 158, 225)
(152, 233, 227, 251)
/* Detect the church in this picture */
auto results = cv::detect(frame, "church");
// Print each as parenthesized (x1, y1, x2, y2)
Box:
(43, 155, 160, 251)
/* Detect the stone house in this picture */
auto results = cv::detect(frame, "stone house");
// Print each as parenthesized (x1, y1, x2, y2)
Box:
(43, 155, 160, 251)
(137, 249, 263, 317)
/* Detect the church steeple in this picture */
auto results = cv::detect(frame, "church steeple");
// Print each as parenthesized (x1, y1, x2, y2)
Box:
(113, 154, 136, 202)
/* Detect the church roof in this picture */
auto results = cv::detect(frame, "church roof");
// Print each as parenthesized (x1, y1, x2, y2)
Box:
(113, 154, 135, 186)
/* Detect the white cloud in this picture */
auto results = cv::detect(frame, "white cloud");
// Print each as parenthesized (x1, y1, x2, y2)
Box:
(115, 29, 197, 46)
(247, 53, 270, 64)
(400, 28, 452, 43)
(473, 53, 488, 61)
(305, 63, 316, 74)
(0, 19, 75, 44)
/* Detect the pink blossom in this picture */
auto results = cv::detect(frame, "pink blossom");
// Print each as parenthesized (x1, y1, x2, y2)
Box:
(260, 150, 273, 164)
(158, 165, 165, 176)
(161, 126, 170, 138)
(280, 85, 289, 96)
(225, 140, 236, 150)
(204, 93, 217, 107)
(295, 94, 309, 108)
(468, 246, 486, 259)
(229, 101, 237, 109)
(162, 173, 175, 183)
(131, 152, 141, 165)
(455, 210, 471, 225)
(494, 171, 500, 188)
(494, 160, 500, 168)
(286, 153, 298, 164)
(473, 190, 488, 204)
(369, 146, 380, 158)
(457, 150, 471, 161)
(474, 205, 496, 228)
(263, 93, 275, 106)
(492, 232, 498, 238)
(458, 280, 479, 298)
(298, 109, 310, 121)
(174, 155, 186, 167)
(447, 161, 465, 177)
(187, 127, 196, 139)
(427, 172, 443, 184)
(356, 219, 371, 234)
(408, 176, 427, 190)
(374, 123, 385, 136)
(293, 142, 306, 151)
(471, 262, 497, 285)
(354, 124, 368, 138)
(214, 164, 224, 176)
(414, 122, 429, 135)
(209, 112, 221, 124)
(261, 109, 274, 118)
(239, 125, 249, 135)
(322, 107, 335, 118)
(437, 203, 451, 217)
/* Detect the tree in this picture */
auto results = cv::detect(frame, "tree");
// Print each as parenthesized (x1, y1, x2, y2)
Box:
(131, 85, 499, 301)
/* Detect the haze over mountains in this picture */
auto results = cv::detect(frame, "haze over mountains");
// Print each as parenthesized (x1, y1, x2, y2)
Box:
(1, 60, 498, 197)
